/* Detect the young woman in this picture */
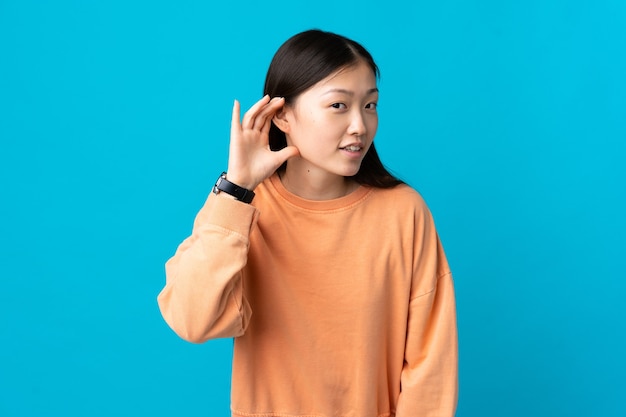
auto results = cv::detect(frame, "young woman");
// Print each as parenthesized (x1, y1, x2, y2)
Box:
(158, 29, 458, 417)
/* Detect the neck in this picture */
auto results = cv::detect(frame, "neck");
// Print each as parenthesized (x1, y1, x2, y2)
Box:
(280, 164, 357, 201)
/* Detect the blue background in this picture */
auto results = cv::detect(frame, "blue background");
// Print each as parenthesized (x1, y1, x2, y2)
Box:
(1, 0, 624, 416)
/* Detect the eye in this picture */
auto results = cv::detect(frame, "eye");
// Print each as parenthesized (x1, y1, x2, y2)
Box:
(331, 103, 347, 109)
(365, 102, 378, 110)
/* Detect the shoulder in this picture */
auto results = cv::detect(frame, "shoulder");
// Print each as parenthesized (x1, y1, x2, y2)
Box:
(366, 184, 440, 235)
(368, 184, 430, 213)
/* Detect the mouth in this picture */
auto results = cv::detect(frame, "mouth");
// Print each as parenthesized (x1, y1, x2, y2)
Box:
(339, 145, 363, 152)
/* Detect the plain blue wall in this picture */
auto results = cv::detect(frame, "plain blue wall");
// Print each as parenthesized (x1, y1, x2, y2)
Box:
(1, 0, 624, 416)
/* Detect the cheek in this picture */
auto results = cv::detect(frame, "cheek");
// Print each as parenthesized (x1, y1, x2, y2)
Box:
(368, 118, 379, 137)
(293, 116, 332, 147)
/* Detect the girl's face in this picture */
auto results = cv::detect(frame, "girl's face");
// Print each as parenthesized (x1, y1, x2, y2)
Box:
(277, 60, 379, 180)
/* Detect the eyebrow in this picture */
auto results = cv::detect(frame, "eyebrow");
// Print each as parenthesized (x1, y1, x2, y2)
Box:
(321, 87, 379, 96)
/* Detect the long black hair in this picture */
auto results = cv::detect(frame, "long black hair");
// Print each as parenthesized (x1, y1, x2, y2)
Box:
(264, 29, 403, 188)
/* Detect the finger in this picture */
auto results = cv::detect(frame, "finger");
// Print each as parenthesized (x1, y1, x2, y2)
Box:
(261, 114, 273, 137)
(242, 95, 270, 130)
(260, 100, 283, 136)
(254, 97, 284, 132)
(231, 99, 242, 134)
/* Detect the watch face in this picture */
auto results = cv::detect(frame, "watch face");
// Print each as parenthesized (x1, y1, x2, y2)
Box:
(212, 172, 254, 202)
(213, 174, 224, 194)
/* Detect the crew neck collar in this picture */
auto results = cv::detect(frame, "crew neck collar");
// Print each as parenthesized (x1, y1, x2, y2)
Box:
(268, 173, 372, 211)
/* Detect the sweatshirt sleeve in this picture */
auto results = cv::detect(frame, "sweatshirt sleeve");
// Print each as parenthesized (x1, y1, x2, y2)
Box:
(395, 270, 458, 416)
(396, 198, 459, 416)
(157, 193, 259, 343)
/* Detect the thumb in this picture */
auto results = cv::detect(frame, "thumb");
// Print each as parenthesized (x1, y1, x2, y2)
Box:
(274, 145, 300, 164)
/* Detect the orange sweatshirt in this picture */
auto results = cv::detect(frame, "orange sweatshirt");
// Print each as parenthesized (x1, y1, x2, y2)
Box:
(158, 174, 458, 417)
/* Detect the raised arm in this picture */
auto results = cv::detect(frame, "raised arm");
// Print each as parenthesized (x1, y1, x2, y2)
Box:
(157, 96, 299, 343)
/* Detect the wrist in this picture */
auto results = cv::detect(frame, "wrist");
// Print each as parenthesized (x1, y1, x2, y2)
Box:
(213, 172, 256, 203)
(224, 172, 258, 191)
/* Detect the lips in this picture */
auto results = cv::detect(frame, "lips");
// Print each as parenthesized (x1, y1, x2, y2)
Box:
(339, 141, 365, 151)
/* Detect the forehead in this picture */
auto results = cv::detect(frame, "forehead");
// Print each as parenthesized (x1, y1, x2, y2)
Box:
(310, 61, 378, 93)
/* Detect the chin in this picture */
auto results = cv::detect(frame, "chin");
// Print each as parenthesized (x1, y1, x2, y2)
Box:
(339, 165, 362, 177)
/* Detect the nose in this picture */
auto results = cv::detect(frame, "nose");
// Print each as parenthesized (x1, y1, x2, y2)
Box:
(348, 110, 367, 136)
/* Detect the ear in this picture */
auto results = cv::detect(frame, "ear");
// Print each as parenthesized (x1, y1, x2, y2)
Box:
(272, 105, 291, 134)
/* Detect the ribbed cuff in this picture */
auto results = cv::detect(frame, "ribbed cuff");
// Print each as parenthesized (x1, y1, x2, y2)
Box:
(203, 193, 260, 238)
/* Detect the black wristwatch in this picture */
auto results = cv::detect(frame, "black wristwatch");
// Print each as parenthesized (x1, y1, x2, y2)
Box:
(213, 172, 255, 203)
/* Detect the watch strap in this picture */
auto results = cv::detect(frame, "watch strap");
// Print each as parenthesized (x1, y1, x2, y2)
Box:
(213, 172, 255, 203)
